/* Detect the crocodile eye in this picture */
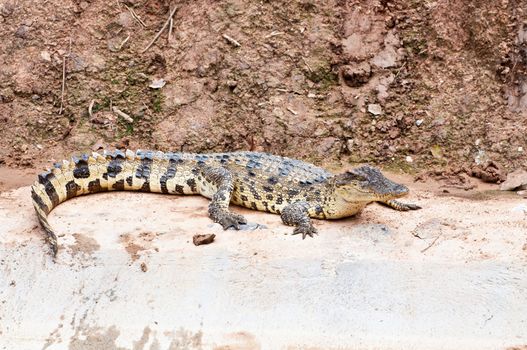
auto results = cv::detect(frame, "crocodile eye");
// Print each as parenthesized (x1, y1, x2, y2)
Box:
(335, 172, 365, 186)
(345, 171, 366, 182)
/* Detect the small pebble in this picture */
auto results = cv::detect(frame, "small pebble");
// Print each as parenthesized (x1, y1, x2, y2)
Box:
(415, 119, 423, 126)
(193, 234, 216, 246)
(367, 103, 382, 116)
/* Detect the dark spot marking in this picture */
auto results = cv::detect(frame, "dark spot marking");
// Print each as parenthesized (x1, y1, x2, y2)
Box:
(288, 189, 300, 197)
(262, 186, 273, 192)
(137, 150, 154, 160)
(187, 178, 197, 193)
(248, 170, 256, 177)
(141, 180, 150, 192)
(113, 179, 125, 191)
(241, 194, 248, 202)
(72, 156, 90, 179)
(251, 202, 257, 210)
(276, 195, 283, 205)
(267, 176, 278, 185)
(160, 156, 179, 194)
(38, 171, 59, 207)
(160, 177, 168, 194)
(315, 205, 324, 215)
(135, 156, 153, 191)
(299, 180, 314, 187)
(217, 192, 227, 201)
(65, 180, 80, 199)
(266, 194, 273, 200)
(239, 186, 245, 193)
(126, 176, 133, 186)
(88, 179, 102, 193)
(31, 188, 50, 214)
(175, 184, 184, 194)
(106, 157, 124, 178)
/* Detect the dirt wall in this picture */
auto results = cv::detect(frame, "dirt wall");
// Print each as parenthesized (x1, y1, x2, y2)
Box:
(0, 0, 525, 176)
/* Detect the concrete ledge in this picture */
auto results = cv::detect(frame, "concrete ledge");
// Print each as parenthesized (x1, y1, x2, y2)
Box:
(1, 187, 526, 349)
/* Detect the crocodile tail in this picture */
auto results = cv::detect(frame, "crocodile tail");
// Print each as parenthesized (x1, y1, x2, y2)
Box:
(31, 184, 58, 256)
(31, 149, 174, 256)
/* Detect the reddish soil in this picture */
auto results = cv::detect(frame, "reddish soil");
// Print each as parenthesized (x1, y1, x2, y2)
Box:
(0, 0, 526, 185)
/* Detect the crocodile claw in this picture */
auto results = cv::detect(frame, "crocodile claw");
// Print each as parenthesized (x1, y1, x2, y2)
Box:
(292, 225, 318, 239)
(218, 212, 247, 230)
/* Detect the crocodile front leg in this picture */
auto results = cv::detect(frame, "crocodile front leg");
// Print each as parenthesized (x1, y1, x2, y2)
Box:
(281, 201, 317, 239)
(201, 166, 247, 229)
(381, 199, 421, 211)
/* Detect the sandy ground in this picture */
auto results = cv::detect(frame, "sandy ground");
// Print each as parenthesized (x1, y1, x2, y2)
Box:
(0, 178, 526, 349)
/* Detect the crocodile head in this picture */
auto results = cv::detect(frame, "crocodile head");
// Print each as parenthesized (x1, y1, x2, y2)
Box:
(333, 165, 409, 202)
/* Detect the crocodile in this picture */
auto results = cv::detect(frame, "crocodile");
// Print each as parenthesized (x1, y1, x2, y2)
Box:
(31, 150, 420, 256)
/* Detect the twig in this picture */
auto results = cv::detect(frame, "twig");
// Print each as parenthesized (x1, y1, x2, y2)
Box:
(222, 34, 241, 47)
(125, 5, 146, 27)
(394, 61, 407, 80)
(112, 106, 134, 123)
(117, 34, 130, 50)
(58, 56, 66, 114)
(264, 31, 284, 39)
(58, 38, 72, 114)
(301, 56, 312, 72)
(141, 5, 178, 53)
(88, 99, 95, 118)
(420, 233, 442, 253)
(286, 107, 298, 115)
(168, 5, 173, 42)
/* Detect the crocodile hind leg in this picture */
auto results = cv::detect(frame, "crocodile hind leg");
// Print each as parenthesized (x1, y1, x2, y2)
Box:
(381, 199, 421, 211)
(281, 201, 318, 239)
(201, 166, 247, 229)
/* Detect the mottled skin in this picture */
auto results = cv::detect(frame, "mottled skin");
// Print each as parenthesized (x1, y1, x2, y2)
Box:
(31, 150, 420, 256)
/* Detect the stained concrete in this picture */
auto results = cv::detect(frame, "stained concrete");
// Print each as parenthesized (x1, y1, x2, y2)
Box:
(0, 186, 526, 349)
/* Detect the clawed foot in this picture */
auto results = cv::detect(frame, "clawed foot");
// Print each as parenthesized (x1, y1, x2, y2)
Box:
(400, 203, 421, 211)
(383, 199, 421, 211)
(292, 224, 318, 239)
(217, 212, 247, 230)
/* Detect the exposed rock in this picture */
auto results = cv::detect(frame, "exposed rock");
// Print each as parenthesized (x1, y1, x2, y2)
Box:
(40, 51, 51, 62)
(117, 11, 134, 28)
(375, 73, 395, 100)
(193, 234, 216, 246)
(341, 62, 371, 87)
(371, 47, 398, 68)
(163, 79, 204, 108)
(149, 78, 166, 89)
(367, 103, 382, 116)
(371, 32, 401, 69)
(471, 161, 506, 183)
(68, 53, 87, 73)
(500, 169, 527, 191)
(14, 25, 29, 39)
